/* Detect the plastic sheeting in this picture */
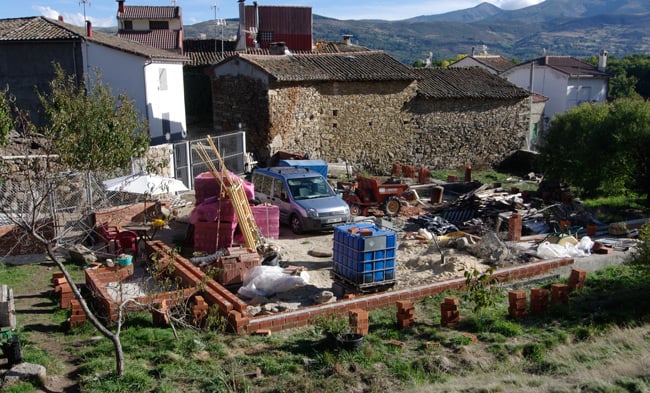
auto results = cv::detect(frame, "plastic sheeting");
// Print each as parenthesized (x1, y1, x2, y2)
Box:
(536, 236, 595, 259)
(237, 266, 310, 298)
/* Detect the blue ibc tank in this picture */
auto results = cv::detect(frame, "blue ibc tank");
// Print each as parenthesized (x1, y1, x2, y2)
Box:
(333, 223, 397, 286)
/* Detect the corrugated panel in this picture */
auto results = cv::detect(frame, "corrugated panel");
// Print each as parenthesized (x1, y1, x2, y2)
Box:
(245, 6, 312, 35)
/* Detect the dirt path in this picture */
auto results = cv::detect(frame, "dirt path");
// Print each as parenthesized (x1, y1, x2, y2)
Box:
(11, 262, 81, 393)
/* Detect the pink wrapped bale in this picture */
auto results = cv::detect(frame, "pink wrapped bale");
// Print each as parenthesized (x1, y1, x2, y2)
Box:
(194, 171, 255, 205)
(251, 204, 280, 239)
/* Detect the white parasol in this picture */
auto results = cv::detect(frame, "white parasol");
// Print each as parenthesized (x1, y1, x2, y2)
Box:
(103, 171, 189, 196)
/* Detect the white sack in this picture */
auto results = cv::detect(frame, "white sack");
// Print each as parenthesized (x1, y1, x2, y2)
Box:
(238, 265, 310, 298)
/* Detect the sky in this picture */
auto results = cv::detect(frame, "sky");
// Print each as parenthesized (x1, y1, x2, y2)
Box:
(3, 0, 546, 27)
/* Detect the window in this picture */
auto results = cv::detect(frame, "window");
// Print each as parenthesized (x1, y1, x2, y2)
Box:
(159, 68, 168, 91)
(258, 31, 273, 42)
(150, 20, 169, 30)
(123, 20, 133, 30)
(272, 178, 287, 200)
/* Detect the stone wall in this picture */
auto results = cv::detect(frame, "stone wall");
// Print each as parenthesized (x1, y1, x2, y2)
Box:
(267, 81, 417, 173)
(409, 98, 530, 170)
(212, 76, 530, 174)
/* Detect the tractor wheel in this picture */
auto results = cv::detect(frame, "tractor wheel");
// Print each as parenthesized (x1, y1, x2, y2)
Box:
(349, 204, 362, 216)
(382, 196, 401, 217)
(7, 336, 23, 366)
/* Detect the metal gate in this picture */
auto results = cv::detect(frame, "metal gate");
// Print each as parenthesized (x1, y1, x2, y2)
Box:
(173, 131, 247, 190)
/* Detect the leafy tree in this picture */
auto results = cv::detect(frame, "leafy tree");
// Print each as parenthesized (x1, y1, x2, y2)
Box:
(0, 86, 14, 146)
(0, 63, 151, 376)
(39, 64, 150, 172)
(539, 99, 650, 203)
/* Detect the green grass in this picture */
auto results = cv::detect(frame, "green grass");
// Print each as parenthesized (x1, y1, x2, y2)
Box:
(0, 263, 41, 287)
(3, 247, 650, 393)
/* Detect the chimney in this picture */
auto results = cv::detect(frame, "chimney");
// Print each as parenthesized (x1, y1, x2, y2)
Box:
(117, 0, 125, 14)
(58, 15, 64, 22)
(86, 20, 92, 37)
(269, 42, 287, 55)
(598, 50, 608, 72)
(471, 46, 475, 56)
(236, 0, 247, 51)
(343, 35, 352, 45)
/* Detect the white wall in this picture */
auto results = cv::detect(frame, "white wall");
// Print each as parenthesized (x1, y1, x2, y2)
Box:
(505, 65, 567, 123)
(212, 58, 271, 85)
(505, 64, 608, 123)
(83, 42, 187, 145)
(144, 62, 187, 144)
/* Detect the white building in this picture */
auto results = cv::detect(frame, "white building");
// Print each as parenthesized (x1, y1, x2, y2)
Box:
(0, 16, 188, 145)
(502, 53, 609, 125)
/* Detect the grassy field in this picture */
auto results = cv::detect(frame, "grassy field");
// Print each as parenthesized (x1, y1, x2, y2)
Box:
(4, 257, 650, 393)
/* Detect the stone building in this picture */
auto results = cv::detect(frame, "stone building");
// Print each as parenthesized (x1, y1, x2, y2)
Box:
(410, 67, 531, 169)
(209, 50, 531, 174)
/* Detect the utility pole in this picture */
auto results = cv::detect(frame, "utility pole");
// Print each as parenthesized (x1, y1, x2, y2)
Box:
(211, 4, 219, 54)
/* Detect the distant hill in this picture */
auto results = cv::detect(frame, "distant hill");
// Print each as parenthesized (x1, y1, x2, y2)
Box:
(167, 0, 650, 65)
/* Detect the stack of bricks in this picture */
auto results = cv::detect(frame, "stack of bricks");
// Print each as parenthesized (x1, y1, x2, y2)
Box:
(568, 268, 587, 291)
(530, 288, 550, 315)
(191, 296, 210, 326)
(396, 301, 415, 329)
(508, 290, 527, 319)
(69, 299, 86, 328)
(349, 308, 369, 336)
(440, 297, 460, 327)
(152, 299, 170, 326)
(551, 283, 570, 305)
(53, 276, 74, 310)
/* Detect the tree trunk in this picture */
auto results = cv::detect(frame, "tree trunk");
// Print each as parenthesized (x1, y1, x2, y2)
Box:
(46, 244, 126, 376)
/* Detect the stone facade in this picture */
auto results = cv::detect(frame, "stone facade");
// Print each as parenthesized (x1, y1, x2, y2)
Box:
(212, 75, 529, 174)
(410, 98, 529, 170)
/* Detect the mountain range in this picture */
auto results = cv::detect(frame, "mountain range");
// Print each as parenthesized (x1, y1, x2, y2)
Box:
(181, 0, 650, 64)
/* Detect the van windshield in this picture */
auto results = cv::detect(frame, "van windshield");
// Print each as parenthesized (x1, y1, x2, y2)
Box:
(287, 177, 335, 200)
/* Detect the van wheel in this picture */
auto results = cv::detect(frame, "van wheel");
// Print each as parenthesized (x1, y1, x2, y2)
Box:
(382, 196, 401, 217)
(290, 215, 303, 234)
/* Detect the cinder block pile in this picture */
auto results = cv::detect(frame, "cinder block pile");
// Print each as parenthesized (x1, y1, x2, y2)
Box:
(440, 297, 460, 327)
(508, 290, 527, 319)
(349, 308, 369, 336)
(568, 268, 587, 291)
(551, 283, 570, 305)
(396, 301, 415, 329)
(191, 295, 210, 326)
(69, 299, 86, 328)
(152, 299, 170, 326)
(530, 288, 550, 315)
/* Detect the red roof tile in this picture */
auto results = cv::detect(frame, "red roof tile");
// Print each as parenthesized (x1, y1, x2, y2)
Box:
(118, 6, 180, 20)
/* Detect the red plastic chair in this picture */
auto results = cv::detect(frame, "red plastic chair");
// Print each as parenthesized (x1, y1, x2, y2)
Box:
(98, 222, 120, 253)
(115, 230, 139, 261)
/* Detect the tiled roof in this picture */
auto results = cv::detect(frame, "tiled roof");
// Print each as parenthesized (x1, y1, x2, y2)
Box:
(526, 56, 608, 77)
(0, 17, 78, 40)
(469, 55, 515, 73)
(117, 30, 180, 51)
(233, 51, 418, 82)
(118, 6, 180, 20)
(414, 67, 530, 99)
(183, 39, 240, 66)
(0, 17, 186, 62)
(313, 40, 371, 54)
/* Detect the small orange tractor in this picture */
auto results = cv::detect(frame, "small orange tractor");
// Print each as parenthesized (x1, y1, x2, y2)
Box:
(339, 175, 410, 217)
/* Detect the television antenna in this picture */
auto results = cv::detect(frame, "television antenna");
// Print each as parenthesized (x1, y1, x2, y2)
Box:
(79, 0, 91, 22)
